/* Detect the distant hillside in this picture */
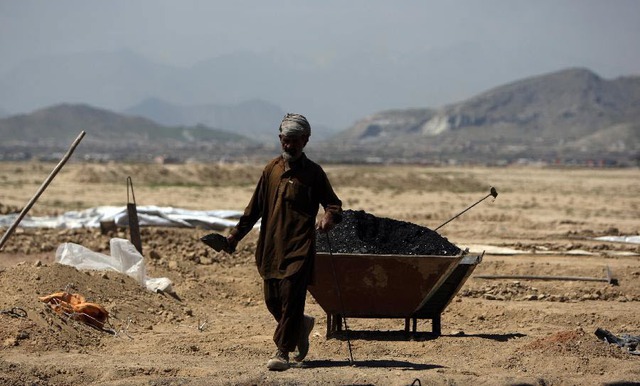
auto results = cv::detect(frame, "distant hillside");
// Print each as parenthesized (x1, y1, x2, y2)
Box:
(0, 104, 256, 162)
(123, 98, 336, 143)
(123, 98, 285, 144)
(332, 68, 640, 164)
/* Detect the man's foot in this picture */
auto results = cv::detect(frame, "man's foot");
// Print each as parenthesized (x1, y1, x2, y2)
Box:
(267, 350, 290, 371)
(293, 315, 315, 362)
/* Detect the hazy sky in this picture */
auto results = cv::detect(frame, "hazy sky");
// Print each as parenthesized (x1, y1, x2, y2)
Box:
(3, 0, 639, 72)
(1, 0, 639, 127)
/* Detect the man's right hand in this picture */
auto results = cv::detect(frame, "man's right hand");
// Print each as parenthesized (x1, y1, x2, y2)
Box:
(225, 234, 238, 254)
(316, 212, 336, 233)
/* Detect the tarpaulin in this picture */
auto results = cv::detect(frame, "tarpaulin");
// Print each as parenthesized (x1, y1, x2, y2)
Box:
(594, 235, 640, 244)
(0, 206, 255, 230)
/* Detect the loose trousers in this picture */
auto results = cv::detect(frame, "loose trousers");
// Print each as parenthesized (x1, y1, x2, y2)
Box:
(263, 269, 310, 353)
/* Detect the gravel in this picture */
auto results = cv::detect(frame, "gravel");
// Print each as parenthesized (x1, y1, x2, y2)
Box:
(316, 209, 461, 256)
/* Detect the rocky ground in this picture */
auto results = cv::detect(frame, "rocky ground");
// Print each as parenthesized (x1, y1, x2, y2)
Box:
(0, 163, 639, 385)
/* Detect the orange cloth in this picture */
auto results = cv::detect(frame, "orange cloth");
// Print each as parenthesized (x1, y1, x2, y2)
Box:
(39, 291, 109, 329)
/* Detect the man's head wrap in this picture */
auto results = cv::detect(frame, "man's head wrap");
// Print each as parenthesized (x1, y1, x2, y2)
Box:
(279, 113, 311, 137)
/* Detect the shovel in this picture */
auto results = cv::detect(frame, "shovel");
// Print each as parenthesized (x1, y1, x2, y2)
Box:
(200, 232, 235, 253)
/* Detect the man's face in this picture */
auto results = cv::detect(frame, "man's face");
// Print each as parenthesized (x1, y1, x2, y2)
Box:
(279, 134, 308, 161)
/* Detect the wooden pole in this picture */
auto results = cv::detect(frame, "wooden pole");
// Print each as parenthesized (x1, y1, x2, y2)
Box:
(0, 131, 86, 251)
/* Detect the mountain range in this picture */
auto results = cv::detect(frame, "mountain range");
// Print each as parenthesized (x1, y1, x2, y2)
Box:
(0, 104, 254, 162)
(0, 67, 638, 165)
(332, 68, 640, 164)
(0, 46, 578, 131)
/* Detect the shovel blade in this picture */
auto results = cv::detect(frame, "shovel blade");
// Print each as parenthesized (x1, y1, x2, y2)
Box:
(200, 232, 231, 252)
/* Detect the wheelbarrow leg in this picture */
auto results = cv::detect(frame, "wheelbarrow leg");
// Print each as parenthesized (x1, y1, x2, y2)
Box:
(405, 318, 420, 332)
(334, 314, 343, 332)
(432, 315, 441, 336)
(326, 313, 343, 337)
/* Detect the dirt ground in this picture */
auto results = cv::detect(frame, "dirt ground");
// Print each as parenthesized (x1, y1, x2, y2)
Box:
(1, 162, 639, 386)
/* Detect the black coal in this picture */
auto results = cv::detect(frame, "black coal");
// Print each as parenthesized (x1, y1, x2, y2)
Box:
(316, 210, 461, 256)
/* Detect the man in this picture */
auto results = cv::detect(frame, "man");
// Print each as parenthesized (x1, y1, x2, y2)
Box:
(226, 113, 343, 371)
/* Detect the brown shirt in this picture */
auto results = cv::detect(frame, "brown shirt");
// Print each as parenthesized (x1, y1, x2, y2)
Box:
(230, 153, 342, 279)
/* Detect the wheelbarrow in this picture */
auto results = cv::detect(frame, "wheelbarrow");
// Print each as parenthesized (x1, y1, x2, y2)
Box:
(307, 249, 482, 337)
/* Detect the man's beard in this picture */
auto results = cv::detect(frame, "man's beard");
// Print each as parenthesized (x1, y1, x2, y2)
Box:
(282, 151, 302, 162)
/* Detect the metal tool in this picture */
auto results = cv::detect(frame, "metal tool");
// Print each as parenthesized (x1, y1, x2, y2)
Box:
(200, 232, 234, 253)
(435, 186, 498, 231)
(1, 307, 27, 318)
(475, 265, 618, 285)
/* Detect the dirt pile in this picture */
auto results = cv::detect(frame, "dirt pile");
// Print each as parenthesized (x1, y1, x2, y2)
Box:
(0, 227, 246, 268)
(524, 328, 631, 358)
(316, 209, 461, 256)
(0, 262, 185, 353)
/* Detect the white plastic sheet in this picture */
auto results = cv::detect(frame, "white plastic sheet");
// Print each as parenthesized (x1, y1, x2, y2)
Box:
(55, 238, 173, 293)
(0, 206, 253, 230)
(594, 235, 640, 244)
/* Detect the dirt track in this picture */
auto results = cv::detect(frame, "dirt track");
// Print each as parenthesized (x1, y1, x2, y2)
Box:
(1, 163, 639, 385)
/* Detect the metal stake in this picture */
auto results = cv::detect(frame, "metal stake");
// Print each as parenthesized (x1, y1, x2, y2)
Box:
(126, 176, 142, 254)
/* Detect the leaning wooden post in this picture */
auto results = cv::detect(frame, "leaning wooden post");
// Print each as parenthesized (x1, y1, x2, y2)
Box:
(0, 131, 86, 251)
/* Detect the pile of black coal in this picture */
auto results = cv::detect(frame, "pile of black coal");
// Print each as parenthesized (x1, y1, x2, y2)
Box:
(316, 209, 461, 256)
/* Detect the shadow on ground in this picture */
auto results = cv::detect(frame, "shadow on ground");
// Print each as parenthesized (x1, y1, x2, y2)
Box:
(328, 330, 526, 342)
(299, 359, 443, 370)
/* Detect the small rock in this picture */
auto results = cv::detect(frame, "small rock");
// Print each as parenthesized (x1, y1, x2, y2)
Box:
(149, 250, 162, 260)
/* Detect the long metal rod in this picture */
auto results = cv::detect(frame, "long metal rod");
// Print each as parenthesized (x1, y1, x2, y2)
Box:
(0, 131, 86, 251)
(474, 274, 612, 283)
(325, 232, 355, 365)
(435, 187, 498, 231)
